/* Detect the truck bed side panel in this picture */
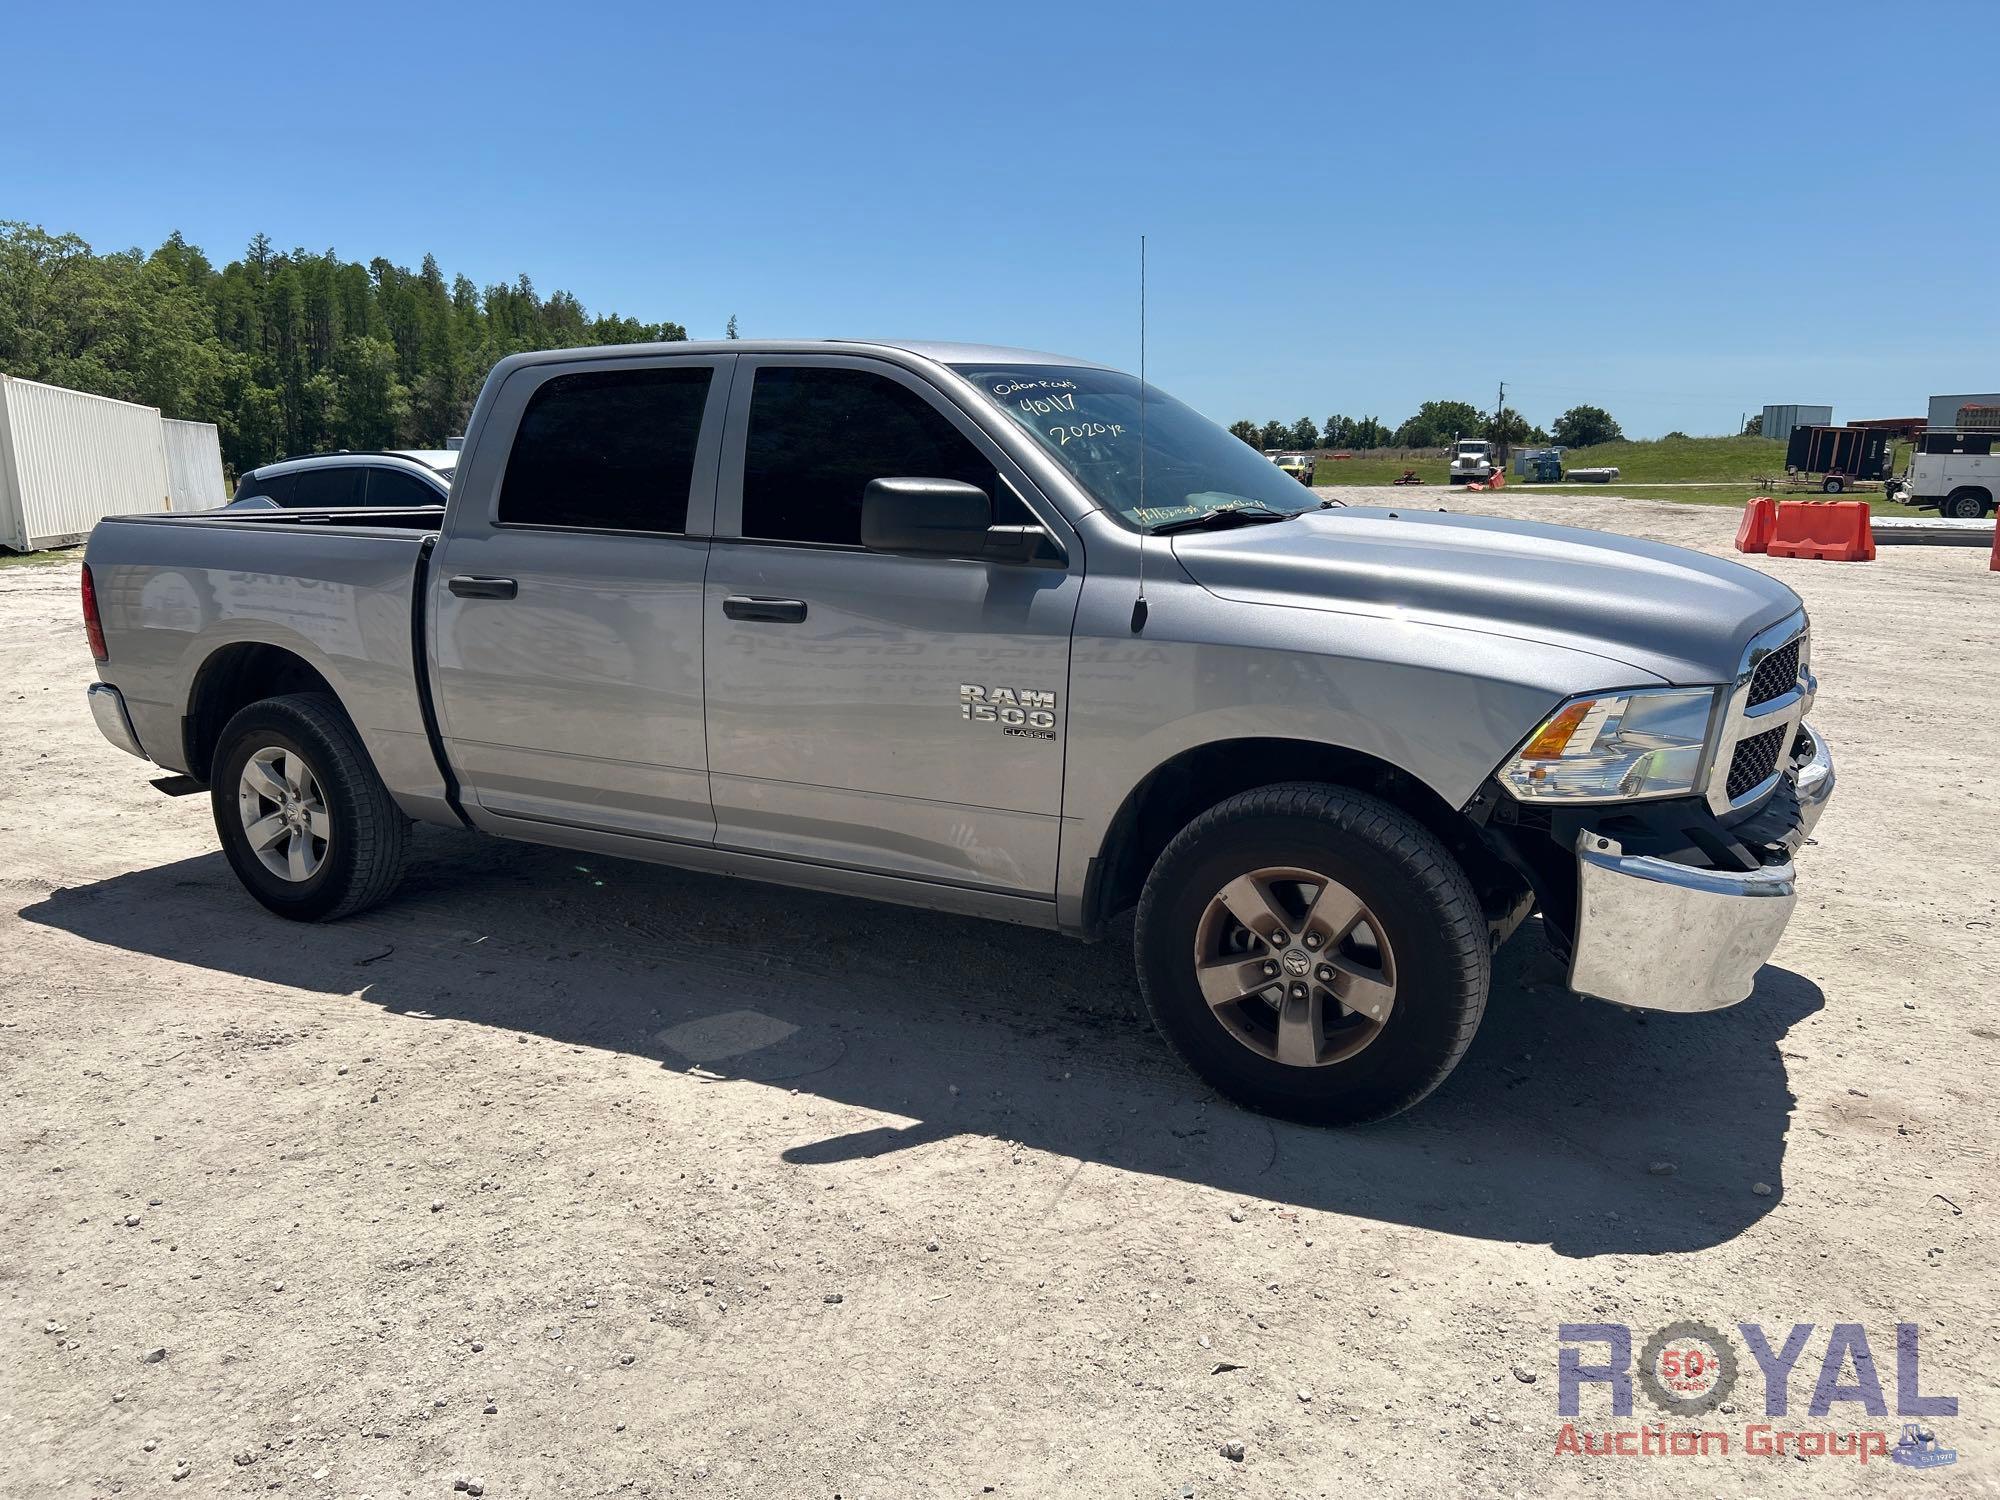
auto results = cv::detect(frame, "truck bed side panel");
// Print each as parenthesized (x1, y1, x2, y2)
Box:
(86, 516, 451, 823)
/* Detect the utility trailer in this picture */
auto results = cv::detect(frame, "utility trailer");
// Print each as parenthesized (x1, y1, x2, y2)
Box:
(1782, 425, 1889, 494)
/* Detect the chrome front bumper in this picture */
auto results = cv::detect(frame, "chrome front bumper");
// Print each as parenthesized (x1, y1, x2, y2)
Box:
(1568, 724, 1834, 1013)
(87, 682, 150, 761)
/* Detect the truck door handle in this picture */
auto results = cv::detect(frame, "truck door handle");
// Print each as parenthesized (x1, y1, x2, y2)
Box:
(447, 576, 518, 600)
(723, 596, 807, 623)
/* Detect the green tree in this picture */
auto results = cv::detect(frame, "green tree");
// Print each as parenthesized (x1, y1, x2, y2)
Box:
(1228, 419, 1259, 446)
(1348, 416, 1390, 449)
(1485, 408, 1531, 446)
(1552, 404, 1623, 448)
(0, 221, 692, 473)
(1287, 417, 1320, 449)
(1392, 399, 1484, 449)
(1258, 419, 1288, 449)
(1741, 413, 1763, 436)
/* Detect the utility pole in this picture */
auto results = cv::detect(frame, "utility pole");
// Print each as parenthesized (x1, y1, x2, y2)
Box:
(1494, 379, 1510, 467)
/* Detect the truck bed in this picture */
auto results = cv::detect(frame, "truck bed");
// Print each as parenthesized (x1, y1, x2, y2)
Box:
(85, 509, 451, 822)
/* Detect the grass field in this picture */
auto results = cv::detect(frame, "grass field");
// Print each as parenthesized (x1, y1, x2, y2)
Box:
(0, 548, 76, 569)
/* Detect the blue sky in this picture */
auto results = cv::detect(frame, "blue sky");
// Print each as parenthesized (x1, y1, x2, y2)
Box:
(6, 0, 1992, 437)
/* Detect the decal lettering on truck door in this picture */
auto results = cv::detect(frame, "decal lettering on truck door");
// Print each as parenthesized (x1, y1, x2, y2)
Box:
(960, 684, 1058, 740)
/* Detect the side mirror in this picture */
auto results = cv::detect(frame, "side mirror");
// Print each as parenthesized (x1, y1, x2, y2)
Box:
(861, 476, 990, 555)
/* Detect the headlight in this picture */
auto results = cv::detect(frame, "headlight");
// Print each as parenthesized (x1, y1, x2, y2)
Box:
(1498, 687, 1720, 802)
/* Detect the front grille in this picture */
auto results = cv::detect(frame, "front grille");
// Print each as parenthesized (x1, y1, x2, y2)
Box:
(1746, 637, 1802, 706)
(1727, 725, 1789, 799)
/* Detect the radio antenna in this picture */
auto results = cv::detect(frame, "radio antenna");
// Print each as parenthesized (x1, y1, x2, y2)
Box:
(1130, 233, 1149, 633)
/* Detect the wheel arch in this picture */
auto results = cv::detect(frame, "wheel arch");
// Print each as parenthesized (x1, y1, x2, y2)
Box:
(183, 642, 341, 784)
(1078, 736, 1526, 939)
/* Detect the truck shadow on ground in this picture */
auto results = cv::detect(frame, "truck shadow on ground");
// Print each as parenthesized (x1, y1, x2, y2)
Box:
(23, 824, 1823, 1258)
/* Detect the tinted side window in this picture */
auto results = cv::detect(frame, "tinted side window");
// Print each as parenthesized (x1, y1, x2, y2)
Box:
(237, 472, 298, 505)
(499, 366, 712, 532)
(293, 467, 366, 507)
(741, 367, 1023, 546)
(366, 468, 446, 507)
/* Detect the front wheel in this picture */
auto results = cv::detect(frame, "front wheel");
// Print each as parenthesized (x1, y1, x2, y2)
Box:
(1133, 783, 1490, 1124)
(211, 692, 409, 921)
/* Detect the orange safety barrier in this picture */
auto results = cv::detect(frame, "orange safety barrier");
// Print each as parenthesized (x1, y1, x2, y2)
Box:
(1992, 519, 1999, 573)
(1766, 499, 1875, 562)
(1487, 471, 1506, 489)
(1735, 496, 1778, 553)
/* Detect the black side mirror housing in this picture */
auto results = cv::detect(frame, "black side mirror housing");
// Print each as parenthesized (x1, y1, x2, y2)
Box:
(861, 477, 1062, 565)
(861, 476, 991, 554)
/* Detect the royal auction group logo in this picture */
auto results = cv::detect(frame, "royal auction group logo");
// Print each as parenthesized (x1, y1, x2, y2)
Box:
(1551, 1321, 1958, 1468)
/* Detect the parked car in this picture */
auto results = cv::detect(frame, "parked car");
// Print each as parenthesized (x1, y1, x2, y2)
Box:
(79, 339, 1834, 1125)
(226, 451, 455, 511)
(1273, 452, 1315, 484)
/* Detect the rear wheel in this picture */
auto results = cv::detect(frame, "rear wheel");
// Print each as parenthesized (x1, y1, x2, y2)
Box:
(1133, 783, 1489, 1124)
(211, 692, 409, 921)
(1941, 488, 1991, 520)
(1821, 476, 1845, 494)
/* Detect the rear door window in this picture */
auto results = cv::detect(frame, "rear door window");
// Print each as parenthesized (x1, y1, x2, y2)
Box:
(237, 472, 298, 506)
(498, 366, 712, 533)
(366, 468, 445, 507)
(740, 366, 1023, 546)
(292, 466, 366, 507)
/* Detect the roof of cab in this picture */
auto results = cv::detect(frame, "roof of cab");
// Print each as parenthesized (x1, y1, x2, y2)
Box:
(486, 338, 1115, 374)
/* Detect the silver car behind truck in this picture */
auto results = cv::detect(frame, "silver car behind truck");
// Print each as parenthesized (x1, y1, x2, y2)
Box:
(79, 340, 1834, 1123)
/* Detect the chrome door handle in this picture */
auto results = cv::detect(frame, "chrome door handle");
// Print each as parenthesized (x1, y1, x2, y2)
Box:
(722, 596, 807, 623)
(448, 576, 518, 599)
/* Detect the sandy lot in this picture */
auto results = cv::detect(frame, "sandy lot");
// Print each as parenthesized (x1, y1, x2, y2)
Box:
(3, 491, 1995, 1498)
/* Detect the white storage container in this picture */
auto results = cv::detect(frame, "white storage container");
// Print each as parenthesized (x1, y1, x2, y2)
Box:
(162, 417, 228, 511)
(0, 375, 171, 551)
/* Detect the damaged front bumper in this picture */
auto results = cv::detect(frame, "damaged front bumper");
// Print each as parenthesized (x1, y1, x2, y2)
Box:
(1567, 724, 1834, 1012)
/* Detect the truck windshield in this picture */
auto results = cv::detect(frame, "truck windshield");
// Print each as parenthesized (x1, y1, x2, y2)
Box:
(951, 363, 1319, 530)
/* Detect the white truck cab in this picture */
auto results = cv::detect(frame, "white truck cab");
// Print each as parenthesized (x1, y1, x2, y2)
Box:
(1449, 438, 1495, 484)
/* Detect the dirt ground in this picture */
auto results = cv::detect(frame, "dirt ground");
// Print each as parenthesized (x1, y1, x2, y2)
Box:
(3, 491, 1995, 1499)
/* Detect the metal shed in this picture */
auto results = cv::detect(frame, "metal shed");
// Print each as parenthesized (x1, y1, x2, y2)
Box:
(1927, 393, 2000, 431)
(162, 418, 227, 510)
(1761, 404, 1833, 445)
(0, 375, 171, 552)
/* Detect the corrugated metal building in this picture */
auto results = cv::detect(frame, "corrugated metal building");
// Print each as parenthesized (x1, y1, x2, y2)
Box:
(162, 418, 227, 510)
(1761, 403, 1833, 445)
(1927, 393, 2000, 431)
(0, 375, 171, 552)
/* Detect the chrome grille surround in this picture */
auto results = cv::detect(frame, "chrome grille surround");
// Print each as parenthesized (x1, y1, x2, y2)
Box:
(1703, 612, 1812, 816)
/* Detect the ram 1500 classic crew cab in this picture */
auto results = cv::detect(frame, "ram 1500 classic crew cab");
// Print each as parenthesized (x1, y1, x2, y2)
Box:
(81, 340, 1835, 1123)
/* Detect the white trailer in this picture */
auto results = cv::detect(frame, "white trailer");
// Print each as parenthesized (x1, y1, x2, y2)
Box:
(162, 418, 228, 511)
(0, 376, 172, 552)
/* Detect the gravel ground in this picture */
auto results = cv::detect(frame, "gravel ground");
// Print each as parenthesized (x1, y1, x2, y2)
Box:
(3, 490, 1995, 1498)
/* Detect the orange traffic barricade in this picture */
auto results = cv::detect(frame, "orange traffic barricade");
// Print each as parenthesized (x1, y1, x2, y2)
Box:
(1766, 500, 1875, 562)
(1735, 497, 1778, 553)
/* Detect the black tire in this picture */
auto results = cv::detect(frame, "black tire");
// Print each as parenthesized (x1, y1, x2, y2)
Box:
(1941, 488, 1991, 520)
(211, 692, 409, 921)
(1821, 476, 1845, 494)
(1133, 783, 1489, 1125)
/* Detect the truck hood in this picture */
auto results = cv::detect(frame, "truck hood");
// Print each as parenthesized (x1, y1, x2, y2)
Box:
(1170, 506, 1803, 685)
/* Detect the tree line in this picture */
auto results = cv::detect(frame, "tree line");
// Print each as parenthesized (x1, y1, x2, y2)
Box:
(1228, 401, 1624, 453)
(0, 222, 689, 474)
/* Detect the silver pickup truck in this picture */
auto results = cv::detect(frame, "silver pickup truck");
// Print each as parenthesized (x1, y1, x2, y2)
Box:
(81, 340, 1834, 1123)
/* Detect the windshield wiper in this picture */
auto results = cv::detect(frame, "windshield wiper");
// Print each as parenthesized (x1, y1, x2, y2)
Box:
(1149, 505, 1296, 535)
